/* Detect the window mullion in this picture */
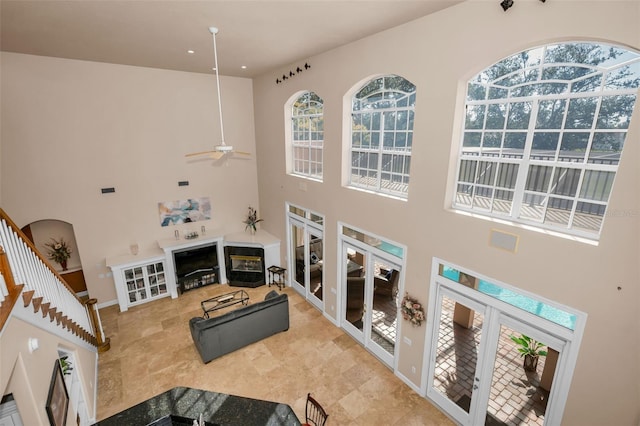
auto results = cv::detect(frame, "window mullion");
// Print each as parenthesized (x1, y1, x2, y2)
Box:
(511, 100, 539, 218)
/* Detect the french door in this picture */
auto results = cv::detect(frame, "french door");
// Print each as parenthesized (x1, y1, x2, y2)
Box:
(425, 265, 578, 426)
(288, 217, 323, 310)
(341, 242, 398, 367)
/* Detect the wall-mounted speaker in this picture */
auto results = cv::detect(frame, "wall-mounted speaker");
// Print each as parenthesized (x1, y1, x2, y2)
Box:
(489, 229, 519, 253)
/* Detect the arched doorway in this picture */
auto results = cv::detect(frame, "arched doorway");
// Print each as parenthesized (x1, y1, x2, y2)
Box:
(21, 219, 87, 295)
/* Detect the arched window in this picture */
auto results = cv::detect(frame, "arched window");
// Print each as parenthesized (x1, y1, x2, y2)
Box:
(291, 91, 324, 180)
(453, 42, 640, 239)
(350, 75, 416, 198)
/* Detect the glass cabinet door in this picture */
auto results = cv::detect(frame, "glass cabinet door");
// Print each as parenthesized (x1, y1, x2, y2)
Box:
(147, 262, 167, 298)
(124, 261, 167, 304)
(125, 266, 147, 303)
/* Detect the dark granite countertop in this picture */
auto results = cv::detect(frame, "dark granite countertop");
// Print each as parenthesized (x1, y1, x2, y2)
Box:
(94, 387, 301, 426)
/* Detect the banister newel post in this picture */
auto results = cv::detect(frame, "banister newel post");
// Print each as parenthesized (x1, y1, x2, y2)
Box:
(84, 298, 110, 352)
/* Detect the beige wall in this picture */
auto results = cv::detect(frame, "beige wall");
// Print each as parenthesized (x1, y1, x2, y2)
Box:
(1, 316, 97, 425)
(252, 1, 640, 425)
(0, 53, 259, 304)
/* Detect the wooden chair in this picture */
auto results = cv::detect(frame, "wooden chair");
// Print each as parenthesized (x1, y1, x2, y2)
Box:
(303, 393, 328, 426)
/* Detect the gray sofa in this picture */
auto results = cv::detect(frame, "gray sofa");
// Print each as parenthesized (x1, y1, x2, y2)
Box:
(189, 290, 289, 363)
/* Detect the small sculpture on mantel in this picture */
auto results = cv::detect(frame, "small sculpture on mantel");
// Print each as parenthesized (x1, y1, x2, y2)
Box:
(243, 206, 263, 235)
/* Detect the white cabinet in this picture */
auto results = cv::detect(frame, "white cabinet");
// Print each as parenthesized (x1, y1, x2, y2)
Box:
(107, 253, 170, 312)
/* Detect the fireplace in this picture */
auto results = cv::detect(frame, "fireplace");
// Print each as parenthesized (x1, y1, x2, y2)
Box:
(173, 243, 220, 293)
(225, 245, 265, 288)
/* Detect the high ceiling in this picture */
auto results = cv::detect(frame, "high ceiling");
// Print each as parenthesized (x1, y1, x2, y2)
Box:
(0, 0, 462, 78)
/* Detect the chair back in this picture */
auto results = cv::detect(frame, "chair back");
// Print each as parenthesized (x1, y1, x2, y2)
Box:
(305, 393, 328, 426)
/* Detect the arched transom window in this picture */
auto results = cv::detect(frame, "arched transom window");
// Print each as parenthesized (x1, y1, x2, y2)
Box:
(291, 91, 324, 180)
(453, 42, 640, 239)
(350, 75, 416, 198)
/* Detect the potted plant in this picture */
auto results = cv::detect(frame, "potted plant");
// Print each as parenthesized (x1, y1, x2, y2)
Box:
(59, 355, 73, 376)
(509, 334, 547, 372)
(44, 237, 72, 270)
(243, 207, 263, 235)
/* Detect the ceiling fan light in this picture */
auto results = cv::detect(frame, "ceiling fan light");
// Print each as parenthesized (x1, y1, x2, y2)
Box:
(215, 145, 233, 152)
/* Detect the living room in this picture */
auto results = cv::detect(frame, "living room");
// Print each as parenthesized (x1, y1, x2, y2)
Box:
(1, 0, 639, 425)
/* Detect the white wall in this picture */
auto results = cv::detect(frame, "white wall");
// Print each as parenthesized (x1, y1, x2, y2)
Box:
(0, 53, 260, 304)
(252, 1, 640, 424)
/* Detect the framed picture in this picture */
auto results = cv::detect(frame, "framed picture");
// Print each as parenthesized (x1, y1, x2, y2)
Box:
(45, 360, 69, 426)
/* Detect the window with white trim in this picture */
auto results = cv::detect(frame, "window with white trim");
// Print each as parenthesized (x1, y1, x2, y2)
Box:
(291, 91, 323, 180)
(453, 42, 640, 239)
(350, 75, 416, 198)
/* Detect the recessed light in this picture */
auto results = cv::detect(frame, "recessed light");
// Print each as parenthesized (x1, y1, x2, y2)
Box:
(187, 50, 195, 54)
(241, 65, 247, 69)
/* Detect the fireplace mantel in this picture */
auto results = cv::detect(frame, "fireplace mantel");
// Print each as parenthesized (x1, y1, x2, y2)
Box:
(159, 229, 280, 293)
(158, 234, 226, 296)
(106, 231, 281, 311)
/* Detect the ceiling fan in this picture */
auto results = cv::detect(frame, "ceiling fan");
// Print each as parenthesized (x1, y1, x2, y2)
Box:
(186, 27, 251, 161)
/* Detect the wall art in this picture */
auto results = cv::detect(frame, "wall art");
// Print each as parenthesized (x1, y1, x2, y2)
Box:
(158, 197, 211, 227)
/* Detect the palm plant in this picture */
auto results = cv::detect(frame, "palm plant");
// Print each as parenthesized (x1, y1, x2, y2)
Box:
(510, 334, 547, 372)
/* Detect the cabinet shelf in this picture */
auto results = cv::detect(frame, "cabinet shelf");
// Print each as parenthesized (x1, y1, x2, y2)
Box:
(108, 255, 169, 312)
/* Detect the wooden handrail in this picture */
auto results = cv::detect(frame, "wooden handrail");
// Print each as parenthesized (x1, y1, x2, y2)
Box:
(0, 246, 24, 330)
(0, 208, 83, 303)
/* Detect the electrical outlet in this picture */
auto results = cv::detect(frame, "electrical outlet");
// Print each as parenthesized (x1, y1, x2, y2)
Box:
(412, 366, 416, 374)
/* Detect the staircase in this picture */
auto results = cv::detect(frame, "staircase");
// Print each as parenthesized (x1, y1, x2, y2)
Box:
(0, 208, 108, 350)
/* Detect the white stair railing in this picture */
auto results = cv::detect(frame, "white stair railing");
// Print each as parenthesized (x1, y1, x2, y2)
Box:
(0, 214, 95, 345)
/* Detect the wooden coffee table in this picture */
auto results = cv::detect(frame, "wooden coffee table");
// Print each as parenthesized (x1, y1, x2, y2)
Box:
(201, 290, 249, 318)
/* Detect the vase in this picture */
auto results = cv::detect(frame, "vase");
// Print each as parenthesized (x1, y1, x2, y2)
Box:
(523, 354, 538, 372)
(60, 260, 68, 271)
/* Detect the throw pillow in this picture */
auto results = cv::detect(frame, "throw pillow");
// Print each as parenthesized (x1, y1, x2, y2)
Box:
(265, 290, 279, 300)
(310, 252, 319, 264)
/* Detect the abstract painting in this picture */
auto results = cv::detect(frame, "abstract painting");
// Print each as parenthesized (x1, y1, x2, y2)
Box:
(158, 197, 211, 227)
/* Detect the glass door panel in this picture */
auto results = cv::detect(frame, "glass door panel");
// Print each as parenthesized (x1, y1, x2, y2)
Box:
(342, 244, 366, 341)
(289, 220, 305, 293)
(369, 256, 398, 360)
(308, 230, 323, 306)
(428, 289, 487, 425)
(486, 321, 562, 425)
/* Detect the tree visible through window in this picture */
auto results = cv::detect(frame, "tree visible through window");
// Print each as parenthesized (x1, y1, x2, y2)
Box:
(350, 75, 416, 198)
(454, 42, 640, 239)
(292, 91, 323, 179)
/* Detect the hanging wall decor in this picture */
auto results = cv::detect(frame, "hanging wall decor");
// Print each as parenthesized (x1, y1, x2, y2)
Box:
(158, 197, 211, 227)
(401, 292, 425, 326)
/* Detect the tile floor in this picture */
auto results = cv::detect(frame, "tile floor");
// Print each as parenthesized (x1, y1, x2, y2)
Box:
(96, 283, 453, 425)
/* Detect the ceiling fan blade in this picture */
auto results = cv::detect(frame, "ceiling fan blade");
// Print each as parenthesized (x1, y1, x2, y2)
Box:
(209, 151, 226, 160)
(185, 150, 216, 158)
(233, 151, 252, 156)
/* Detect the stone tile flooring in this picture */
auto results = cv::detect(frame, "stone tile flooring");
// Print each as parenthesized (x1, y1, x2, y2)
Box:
(96, 283, 453, 425)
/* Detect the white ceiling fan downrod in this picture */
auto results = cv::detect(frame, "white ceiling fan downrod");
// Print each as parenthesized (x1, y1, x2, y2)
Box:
(209, 26, 230, 151)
